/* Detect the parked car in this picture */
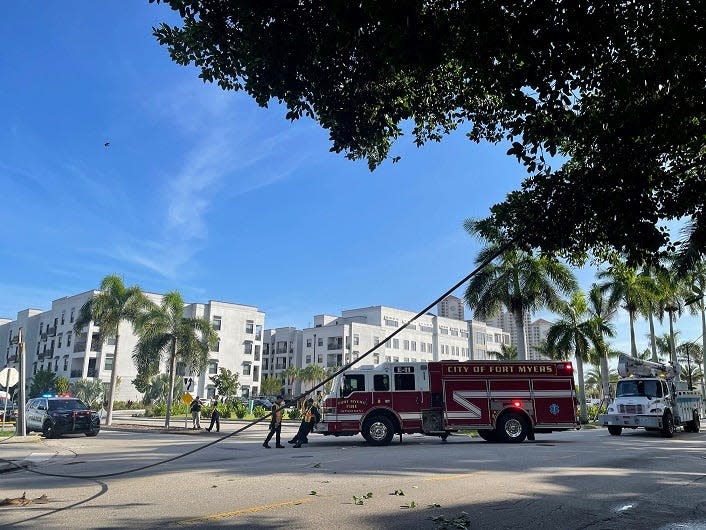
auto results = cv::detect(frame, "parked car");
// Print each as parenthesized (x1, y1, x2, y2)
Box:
(251, 398, 273, 410)
(0, 399, 18, 423)
(25, 397, 100, 438)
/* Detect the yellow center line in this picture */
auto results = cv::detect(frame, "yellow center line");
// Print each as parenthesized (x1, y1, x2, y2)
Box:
(424, 472, 485, 481)
(178, 497, 314, 526)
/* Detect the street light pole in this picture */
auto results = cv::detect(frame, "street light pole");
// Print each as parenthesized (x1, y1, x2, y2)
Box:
(16, 328, 26, 437)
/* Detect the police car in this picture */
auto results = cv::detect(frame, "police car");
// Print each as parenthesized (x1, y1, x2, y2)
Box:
(25, 396, 100, 438)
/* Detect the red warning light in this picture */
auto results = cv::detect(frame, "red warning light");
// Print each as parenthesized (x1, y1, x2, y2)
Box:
(513, 401, 522, 408)
(564, 363, 573, 372)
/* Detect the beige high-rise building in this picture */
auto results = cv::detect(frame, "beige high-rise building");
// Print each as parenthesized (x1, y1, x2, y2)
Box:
(437, 295, 465, 321)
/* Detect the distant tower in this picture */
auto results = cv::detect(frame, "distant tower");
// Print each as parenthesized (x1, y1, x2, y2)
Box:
(438, 295, 465, 321)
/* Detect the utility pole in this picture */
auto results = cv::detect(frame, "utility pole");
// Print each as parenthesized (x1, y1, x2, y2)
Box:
(16, 328, 26, 437)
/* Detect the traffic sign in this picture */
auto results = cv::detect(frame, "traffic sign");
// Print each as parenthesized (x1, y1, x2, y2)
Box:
(0, 367, 19, 388)
(183, 376, 194, 392)
(182, 393, 194, 405)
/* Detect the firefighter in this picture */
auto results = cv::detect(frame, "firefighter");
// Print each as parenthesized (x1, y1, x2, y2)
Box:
(289, 398, 320, 448)
(263, 395, 285, 448)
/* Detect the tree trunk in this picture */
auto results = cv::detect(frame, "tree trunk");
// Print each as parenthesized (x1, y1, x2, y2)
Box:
(165, 339, 177, 428)
(105, 331, 120, 426)
(701, 306, 706, 401)
(668, 311, 679, 381)
(629, 311, 638, 357)
(648, 308, 658, 362)
(514, 311, 528, 361)
(575, 347, 588, 423)
(600, 347, 610, 403)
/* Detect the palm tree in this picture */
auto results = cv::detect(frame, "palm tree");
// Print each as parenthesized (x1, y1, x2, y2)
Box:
(133, 291, 218, 428)
(654, 267, 686, 367)
(546, 290, 595, 423)
(74, 275, 149, 426)
(69, 378, 105, 408)
(300, 364, 327, 393)
(464, 220, 577, 360)
(683, 259, 706, 398)
(677, 342, 704, 391)
(493, 343, 518, 361)
(282, 366, 302, 396)
(586, 284, 618, 401)
(597, 261, 658, 357)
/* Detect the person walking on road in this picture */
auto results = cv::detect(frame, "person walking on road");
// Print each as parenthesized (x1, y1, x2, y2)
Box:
(190, 396, 202, 429)
(288, 397, 320, 448)
(206, 398, 220, 432)
(263, 395, 285, 448)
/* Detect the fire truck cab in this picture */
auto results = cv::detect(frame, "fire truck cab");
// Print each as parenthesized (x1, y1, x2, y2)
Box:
(315, 360, 579, 445)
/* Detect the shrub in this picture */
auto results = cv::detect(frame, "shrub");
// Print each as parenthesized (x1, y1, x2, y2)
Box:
(287, 408, 302, 421)
(252, 405, 268, 418)
(232, 402, 247, 419)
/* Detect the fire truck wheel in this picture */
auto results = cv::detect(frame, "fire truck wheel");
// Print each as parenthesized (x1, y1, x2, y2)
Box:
(477, 429, 498, 442)
(363, 415, 395, 446)
(498, 412, 528, 443)
(607, 425, 622, 436)
(660, 411, 675, 438)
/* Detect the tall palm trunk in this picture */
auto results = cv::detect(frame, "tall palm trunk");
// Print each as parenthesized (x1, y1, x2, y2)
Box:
(600, 348, 610, 403)
(648, 306, 658, 362)
(514, 311, 528, 361)
(629, 310, 638, 357)
(105, 332, 120, 426)
(165, 338, 177, 428)
(701, 305, 706, 400)
(667, 312, 678, 379)
(575, 346, 587, 423)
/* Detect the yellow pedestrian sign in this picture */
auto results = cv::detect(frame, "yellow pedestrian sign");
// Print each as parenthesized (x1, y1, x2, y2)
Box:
(182, 393, 193, 405)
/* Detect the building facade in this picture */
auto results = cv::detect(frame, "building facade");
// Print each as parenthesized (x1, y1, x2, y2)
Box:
(437, 295, 465, 321)
(1, 292, 264, 401)
(263, 305, 510, 397)
(485, 311, 554, 360)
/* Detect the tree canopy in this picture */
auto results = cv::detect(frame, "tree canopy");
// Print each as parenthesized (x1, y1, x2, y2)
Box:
(151, 1, 706, 264)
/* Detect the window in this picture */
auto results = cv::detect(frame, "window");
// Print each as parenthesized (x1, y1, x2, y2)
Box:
(206, 386, 215, 399)
(263, 358, 269, 370)
(254, 345, 260, 360)
(427, 343, 433, 352)
(61, 310, 65, 325)
(54, 359, 59, 371)
(327, 336, 343, 350)
(213, 339, 220, 352)
(341, 374, 365, 397)
(317, 355, 323, 364)
(420, 342, 427, 353)
(241, 386, 250, 398)
(394, 367, 416, 390)
(411, 341, 417, 351)
(70, 307, 75, 323)
(255, 324, 262, 340)
(374, 337, 380, 346)
(244, 341, 253, 355)
(392, 338, 399, 349)
(353, 334, 359, 345)
(420, 324, 433, 333)
(253, 366, 259, 381)
(243, 362, 252, 376)
(373, 354, 380, 364)
(63, 357, 68, 371)
(306, 339, 312, 347)
(104, 355, 114, 371)
(403, 340, 410, 350)
(212, 316, 222, 330)
(40, 323, 44, 334)
(305, 355, 311, 364)
(317, 337, 323, 347)
(106, 336, 116, 346)
(440, 326, 449, 335)
(392, 356, 399, 362)
(374, 374, 390, 391)
(475, 332, 486, 345)
(245, 320, 254, 334)
(384, 318, 399, 327)
(36, 342, 40, 354)
(460, 330, 469, 338)
(67, 332, 72, 347)
(450, 328, 459, 336)
(57, 333, 63, 348)
(385, 356, 391, 362)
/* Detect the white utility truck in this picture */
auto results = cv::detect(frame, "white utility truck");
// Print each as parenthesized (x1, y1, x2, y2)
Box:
(599, 354, 703, 437)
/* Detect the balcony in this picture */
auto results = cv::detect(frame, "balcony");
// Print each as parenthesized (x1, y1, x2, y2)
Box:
(70, 369, 83, 378)
(47, 326, 57, 337)
(73, 340, 88, 353)
(39, 348, 54, 360)
(40, 333, 47, 341)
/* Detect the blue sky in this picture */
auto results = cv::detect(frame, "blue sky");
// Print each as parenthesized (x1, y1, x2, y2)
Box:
(1, 3, 701, 358)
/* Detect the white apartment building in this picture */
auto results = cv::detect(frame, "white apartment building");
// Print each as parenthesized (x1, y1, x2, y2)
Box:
(437, 295, 465, 321)
(261, 327, 302, 396)
(0, 292, 264, 401)
(264, 305, 510, 396)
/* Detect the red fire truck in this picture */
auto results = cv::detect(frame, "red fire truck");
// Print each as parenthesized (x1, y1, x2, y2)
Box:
(314, 360, 579, 445)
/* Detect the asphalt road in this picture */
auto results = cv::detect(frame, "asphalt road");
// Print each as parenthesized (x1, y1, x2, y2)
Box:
(1, 423, 705, 530)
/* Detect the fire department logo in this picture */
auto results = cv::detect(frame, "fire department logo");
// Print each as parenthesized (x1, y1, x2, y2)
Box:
(549, 403, 560, 415)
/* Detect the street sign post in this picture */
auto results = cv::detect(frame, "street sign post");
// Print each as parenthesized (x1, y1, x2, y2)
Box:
(1, 367, 19, 430)
(182, 390, 194, 428)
